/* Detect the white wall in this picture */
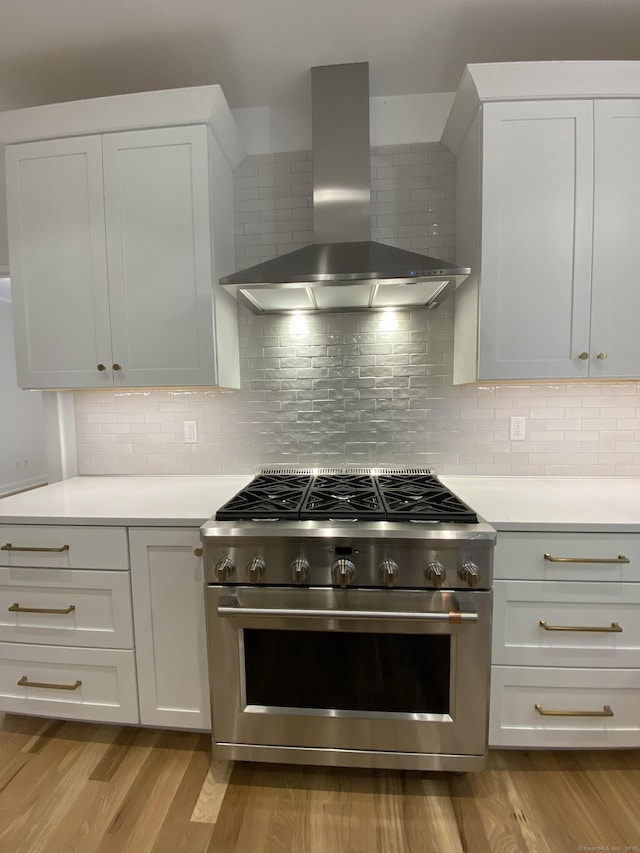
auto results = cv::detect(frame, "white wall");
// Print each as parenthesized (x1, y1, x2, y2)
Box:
(0, 279, 47, 494)
(231, 92, 456, 155)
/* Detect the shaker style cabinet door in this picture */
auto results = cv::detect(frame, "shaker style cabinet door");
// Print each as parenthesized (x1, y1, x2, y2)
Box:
(5, 136, 114, 389)
(0, 154, 9, 273)
(478, 100, 594, 380)
(590, 100, 640, 378)
(129, 528, 211, 730)
(102, 126, 219, 388)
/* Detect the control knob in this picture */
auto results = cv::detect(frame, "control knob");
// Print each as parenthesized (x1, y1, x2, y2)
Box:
(332, 558, 356, 589)
(379, 559, 399, 587)
(426, 560, 446, 588)
(246, 558, 266, 584)
(214, 556, 235, 583)
(458, 560, 480, 588)
(290, 557, 310, 585)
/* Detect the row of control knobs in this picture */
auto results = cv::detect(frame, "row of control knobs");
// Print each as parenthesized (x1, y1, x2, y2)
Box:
(214, 556, 481, 588)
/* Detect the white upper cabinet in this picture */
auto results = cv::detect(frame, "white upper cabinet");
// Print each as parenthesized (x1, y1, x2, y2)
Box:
(442, 62, 640, 383)
(6, 136, 113, 388)
(590, 100, 640, 378)
(0, 151, 9, 274)
(0, 86, 245, 390)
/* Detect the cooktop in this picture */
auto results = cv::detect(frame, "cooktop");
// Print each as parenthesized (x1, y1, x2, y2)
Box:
(215, 467, 478, 523)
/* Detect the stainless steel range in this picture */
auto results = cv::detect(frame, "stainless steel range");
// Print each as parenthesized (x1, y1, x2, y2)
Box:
(200, 467, 496, 772)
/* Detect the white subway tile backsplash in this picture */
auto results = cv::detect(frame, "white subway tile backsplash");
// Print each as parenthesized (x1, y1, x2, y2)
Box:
(73, 143, 640, 477)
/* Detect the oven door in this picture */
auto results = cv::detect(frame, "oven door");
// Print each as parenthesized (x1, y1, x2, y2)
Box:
(207, 585, 492, 769)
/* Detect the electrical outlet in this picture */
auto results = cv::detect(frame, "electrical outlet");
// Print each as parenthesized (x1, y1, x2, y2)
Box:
(183, 421, 198, 443)
(510, 416, 526, 441)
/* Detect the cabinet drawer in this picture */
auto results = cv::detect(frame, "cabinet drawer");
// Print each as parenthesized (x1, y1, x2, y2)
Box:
(0, 526, 129, 570)
(0, 642, 139, 724)
(490, 665, 640, 748)
(494, 532, 640, 582)
(0, 567, 133, 648)
(492, 580, 640, 667)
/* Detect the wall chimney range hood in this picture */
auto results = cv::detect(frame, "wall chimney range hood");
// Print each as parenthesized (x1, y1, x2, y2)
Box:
(221, 63, 469, 314)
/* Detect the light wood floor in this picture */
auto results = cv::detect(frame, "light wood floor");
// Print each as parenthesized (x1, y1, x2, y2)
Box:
(1, 713, 640, 852)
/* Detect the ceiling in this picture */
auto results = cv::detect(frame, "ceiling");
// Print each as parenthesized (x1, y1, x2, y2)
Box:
(1, 0, 639, 113)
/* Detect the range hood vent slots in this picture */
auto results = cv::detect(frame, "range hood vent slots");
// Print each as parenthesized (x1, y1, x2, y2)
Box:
(221, 63, 469, 315)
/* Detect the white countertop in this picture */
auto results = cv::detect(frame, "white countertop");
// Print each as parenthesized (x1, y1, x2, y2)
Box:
(442, 476, 640, 532)
(0, 476, 252, 527)
(0, 474, 638, 532)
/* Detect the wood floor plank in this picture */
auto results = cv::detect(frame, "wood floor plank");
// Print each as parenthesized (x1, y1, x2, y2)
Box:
(2, 714, 640, 853)
(96, 730, 201, 853)
(90, 724, 145, 782)
(191, 756, 233, 824)
(0, 721, 118, 853)
(151, 736, 216, 853)
(420, 777, 464, 853)
(30, 727, 163, 853)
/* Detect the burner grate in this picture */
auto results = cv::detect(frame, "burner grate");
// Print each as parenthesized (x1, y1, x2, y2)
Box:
(300, 474, 386, 520)
(216, 473, 312, 520)
(259, 465, 435, 476)
(376, 474, 478, 523)
(217, 468, 476, 523)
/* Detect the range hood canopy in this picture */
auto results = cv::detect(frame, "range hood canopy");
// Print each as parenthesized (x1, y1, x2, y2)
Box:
(221, 63, 469, 315)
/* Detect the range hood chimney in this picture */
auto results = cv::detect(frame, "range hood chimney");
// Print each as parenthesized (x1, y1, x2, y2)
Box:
(220, 63, 469, 314)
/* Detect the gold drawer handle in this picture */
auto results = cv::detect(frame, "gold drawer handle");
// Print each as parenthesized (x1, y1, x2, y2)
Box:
(539, 620, 622, 633)
(535, 703, 613, 718)
(9, 603, 76, 615)
(194, 547, 203, 558)
(18, 676, 82, 691)
(543, 553, 629, 564)
(1, 543, 70, 553)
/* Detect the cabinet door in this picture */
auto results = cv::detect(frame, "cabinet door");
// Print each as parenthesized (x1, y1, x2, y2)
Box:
(102, 126, 218, 387)
(5, 137, 113, 388)
(0, 153, 9, 274)
(479, 101, 594, 380)
(591, 100, 640, 378)
(129, 528, 210, 729)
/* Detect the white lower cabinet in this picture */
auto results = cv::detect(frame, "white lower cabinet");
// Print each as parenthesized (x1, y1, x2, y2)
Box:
(490, 667, 640, 749)
(0, 643, 138, 724)
(0, 566, 134, 648)
(0, 522, 211, 731)
(129, 528, 211, 730)
(0, 523, 139, 725)
(490, 531, 640, 748)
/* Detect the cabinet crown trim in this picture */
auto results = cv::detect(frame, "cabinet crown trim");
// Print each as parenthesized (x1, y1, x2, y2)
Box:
(442, 60, 640, 154)
(0, 85, 246, 169)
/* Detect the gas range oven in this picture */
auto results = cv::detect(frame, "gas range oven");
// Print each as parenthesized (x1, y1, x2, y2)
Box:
(200, 467, 496, 772)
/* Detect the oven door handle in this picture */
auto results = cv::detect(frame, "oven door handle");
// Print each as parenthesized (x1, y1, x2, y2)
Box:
(217, 598, 478, 624)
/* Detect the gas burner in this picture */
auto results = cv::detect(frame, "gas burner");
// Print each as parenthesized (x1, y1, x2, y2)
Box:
(301, 474, 385, 520)
(376, 474, 478, 523)
(216, 473, 311, 520)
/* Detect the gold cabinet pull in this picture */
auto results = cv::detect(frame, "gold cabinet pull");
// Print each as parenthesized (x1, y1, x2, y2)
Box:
(97, 363, 106, 371)
(539, 619, 622, 633)
(577, 351, 589, 360)
(193, 547, 203, 557)
(9, 603, 76, 615)
(112, 363, 122, 371)
(1, 543, 70, 553)
(18, 676, 82, 691)
(596, 352, 608, 360)
(543, 553, 630, 564)
(535, 703, 613, 718)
